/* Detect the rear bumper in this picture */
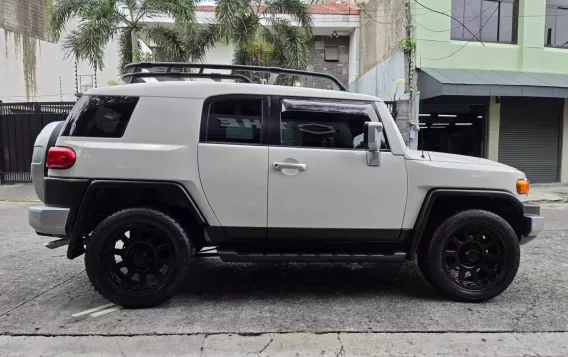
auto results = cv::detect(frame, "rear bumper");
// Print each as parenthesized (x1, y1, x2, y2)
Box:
(520, 203, 544, 245)
(29, 205, 69, 237)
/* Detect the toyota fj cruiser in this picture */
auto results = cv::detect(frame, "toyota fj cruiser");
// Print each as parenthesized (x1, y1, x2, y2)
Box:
(29, 63, 543, 307)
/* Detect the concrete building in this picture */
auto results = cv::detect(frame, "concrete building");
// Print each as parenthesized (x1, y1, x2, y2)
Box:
(350, 0, 568, 183)
(0, 0, 360, 102)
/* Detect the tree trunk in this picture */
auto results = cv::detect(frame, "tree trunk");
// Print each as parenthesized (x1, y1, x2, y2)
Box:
(131, 30, 139, 63)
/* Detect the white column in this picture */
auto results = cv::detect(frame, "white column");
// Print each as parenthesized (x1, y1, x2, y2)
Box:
(348, 28, 360, 85)
(487, 97, 501, 161)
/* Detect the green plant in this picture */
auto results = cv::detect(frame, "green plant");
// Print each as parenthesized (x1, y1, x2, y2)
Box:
(193, 0, 313, 71)
(398, 37, 416, 53)
(48, 0, 198, 74)
(107, 79, 122, 86)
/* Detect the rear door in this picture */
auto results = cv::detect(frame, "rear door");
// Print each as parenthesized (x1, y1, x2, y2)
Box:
(266, 98, 407, 240)
(197, 95, 269, 239)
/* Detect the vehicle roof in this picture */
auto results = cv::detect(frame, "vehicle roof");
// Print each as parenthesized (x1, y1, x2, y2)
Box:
(87, 81, 383, 102)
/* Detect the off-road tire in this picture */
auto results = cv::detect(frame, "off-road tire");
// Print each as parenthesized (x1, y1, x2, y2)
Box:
(418, 209, 520, 302)
(85, 208, 193, 308)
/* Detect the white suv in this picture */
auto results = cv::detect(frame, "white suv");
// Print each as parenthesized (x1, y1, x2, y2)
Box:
(29, 63, 543, 308)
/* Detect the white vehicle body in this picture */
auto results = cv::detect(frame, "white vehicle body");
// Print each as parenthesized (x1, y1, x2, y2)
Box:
(46, 82, 529, 232)
(27, 69, 544, 306)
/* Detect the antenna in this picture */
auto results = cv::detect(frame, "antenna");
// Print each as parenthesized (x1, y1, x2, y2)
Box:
(421, 123, 425, 159)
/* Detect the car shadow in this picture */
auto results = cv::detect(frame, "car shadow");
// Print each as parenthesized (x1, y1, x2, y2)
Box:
(177, 257, 445, 301)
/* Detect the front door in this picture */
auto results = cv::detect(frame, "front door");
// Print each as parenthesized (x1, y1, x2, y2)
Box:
(267, 98, 407, 240)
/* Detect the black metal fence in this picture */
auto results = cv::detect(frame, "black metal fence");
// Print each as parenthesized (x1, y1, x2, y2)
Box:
(0, 102, 74, 183)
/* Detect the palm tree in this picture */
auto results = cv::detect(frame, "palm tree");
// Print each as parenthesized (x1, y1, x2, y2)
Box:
(60, 31, 82, 95)
(194, 0, 313, 72)
(48, 0, 198, 74)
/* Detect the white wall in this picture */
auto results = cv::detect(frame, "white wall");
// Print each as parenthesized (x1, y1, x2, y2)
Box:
(202, 41, 234, 66)
(0, 26, 120, 103)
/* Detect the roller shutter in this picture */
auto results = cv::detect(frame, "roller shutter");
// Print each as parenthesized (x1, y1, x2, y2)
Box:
(499, 98, 562, 183)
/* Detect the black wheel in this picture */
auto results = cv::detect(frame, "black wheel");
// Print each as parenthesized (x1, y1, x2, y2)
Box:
(85, 208, 193, 308)
(419, 210, 520, 302)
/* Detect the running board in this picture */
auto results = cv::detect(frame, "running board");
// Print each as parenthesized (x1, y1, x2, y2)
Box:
(43, 238, 69, 249)
(217, 248, 407, 263)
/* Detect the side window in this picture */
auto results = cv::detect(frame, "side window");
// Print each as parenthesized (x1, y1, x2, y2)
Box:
(62, 95, 138, 138)
(279, 101, 388, 150)
(205, 98, 263, 144)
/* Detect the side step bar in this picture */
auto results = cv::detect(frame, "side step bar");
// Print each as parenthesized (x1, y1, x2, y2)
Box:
(217, 248, 407, 263)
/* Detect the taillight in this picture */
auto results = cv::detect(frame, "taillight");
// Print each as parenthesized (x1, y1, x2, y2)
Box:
(46, 147, 76, 169)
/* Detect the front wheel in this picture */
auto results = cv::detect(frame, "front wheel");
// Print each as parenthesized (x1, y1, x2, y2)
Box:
(418, 209, 520, 302)
(85, 208, 193, 308)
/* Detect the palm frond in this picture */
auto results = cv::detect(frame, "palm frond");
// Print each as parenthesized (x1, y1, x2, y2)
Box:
(60, 31, 81, 61)
(141, 0, 196, 26)
(262, 0, 313, 37)
(264, 18, 309, 70)
(189, 24, 220, 61)
(47, 0, 93, 40)
(143, 25, 189, 62)
(215, 0, 251, 43)
(75, 18, 114, 71)
(232, 13, 260, 46)
(232, 46, 250, 66)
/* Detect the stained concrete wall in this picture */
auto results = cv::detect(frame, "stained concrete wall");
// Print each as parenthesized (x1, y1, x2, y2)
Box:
(0, 0, 48, 40)
(0, 27, 120, 102)
(358, 0, 407, 76)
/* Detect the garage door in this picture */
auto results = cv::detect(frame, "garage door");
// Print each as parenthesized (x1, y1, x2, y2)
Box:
(499, 98, 563, 183)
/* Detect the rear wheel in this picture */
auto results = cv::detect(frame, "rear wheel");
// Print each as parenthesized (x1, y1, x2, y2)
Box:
(418, 210, 520, 302)
(85, 208, 193, 308)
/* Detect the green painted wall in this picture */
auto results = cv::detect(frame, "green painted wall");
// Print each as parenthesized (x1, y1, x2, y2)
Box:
(413, 0, 568, 74)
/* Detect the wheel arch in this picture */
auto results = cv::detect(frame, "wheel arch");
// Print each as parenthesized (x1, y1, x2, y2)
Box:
(407, 189, 524, 260)
(66, 180, 208, 259)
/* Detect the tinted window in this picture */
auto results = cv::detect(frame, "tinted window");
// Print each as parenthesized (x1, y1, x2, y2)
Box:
(280, 105, 387, 150)
(62, 95, 138, 137)
(205, 99, 263, 144)
(451, 0, 518, 44)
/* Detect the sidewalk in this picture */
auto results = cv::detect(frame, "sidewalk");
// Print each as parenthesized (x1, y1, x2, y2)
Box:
(0, 183, 567, 203)
(1, 332, 567, 357)
(0, 183, 39, 202)
(528, 183, 568, 202)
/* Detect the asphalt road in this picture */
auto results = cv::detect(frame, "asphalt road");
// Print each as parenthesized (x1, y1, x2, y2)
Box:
(0, 202, 567, 355)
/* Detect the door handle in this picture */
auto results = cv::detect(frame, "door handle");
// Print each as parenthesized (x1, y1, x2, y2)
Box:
(272, 162, 307, 171)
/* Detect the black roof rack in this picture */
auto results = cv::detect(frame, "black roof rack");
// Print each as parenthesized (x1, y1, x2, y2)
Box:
(122, 62, 348, 91)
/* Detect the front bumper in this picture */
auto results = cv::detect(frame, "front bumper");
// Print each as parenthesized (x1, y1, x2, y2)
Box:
(29, 205, 69, 237)
(520, 203, 544, 245)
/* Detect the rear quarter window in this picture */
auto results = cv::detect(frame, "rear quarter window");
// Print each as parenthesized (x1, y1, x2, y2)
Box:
(62, 95, 139, 138)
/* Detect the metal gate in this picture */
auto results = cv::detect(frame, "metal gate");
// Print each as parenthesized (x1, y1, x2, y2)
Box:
(0, 102, 74, 183)
(499, 98, 563, 183)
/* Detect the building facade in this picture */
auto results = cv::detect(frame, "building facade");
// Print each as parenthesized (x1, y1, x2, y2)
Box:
(0, 1, 360, 102)
(351, 0, 568, 183)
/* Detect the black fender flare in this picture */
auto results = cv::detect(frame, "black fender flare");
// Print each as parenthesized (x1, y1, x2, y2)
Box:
(66, 180, 208, 259)
(407, 188, 524, 260)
